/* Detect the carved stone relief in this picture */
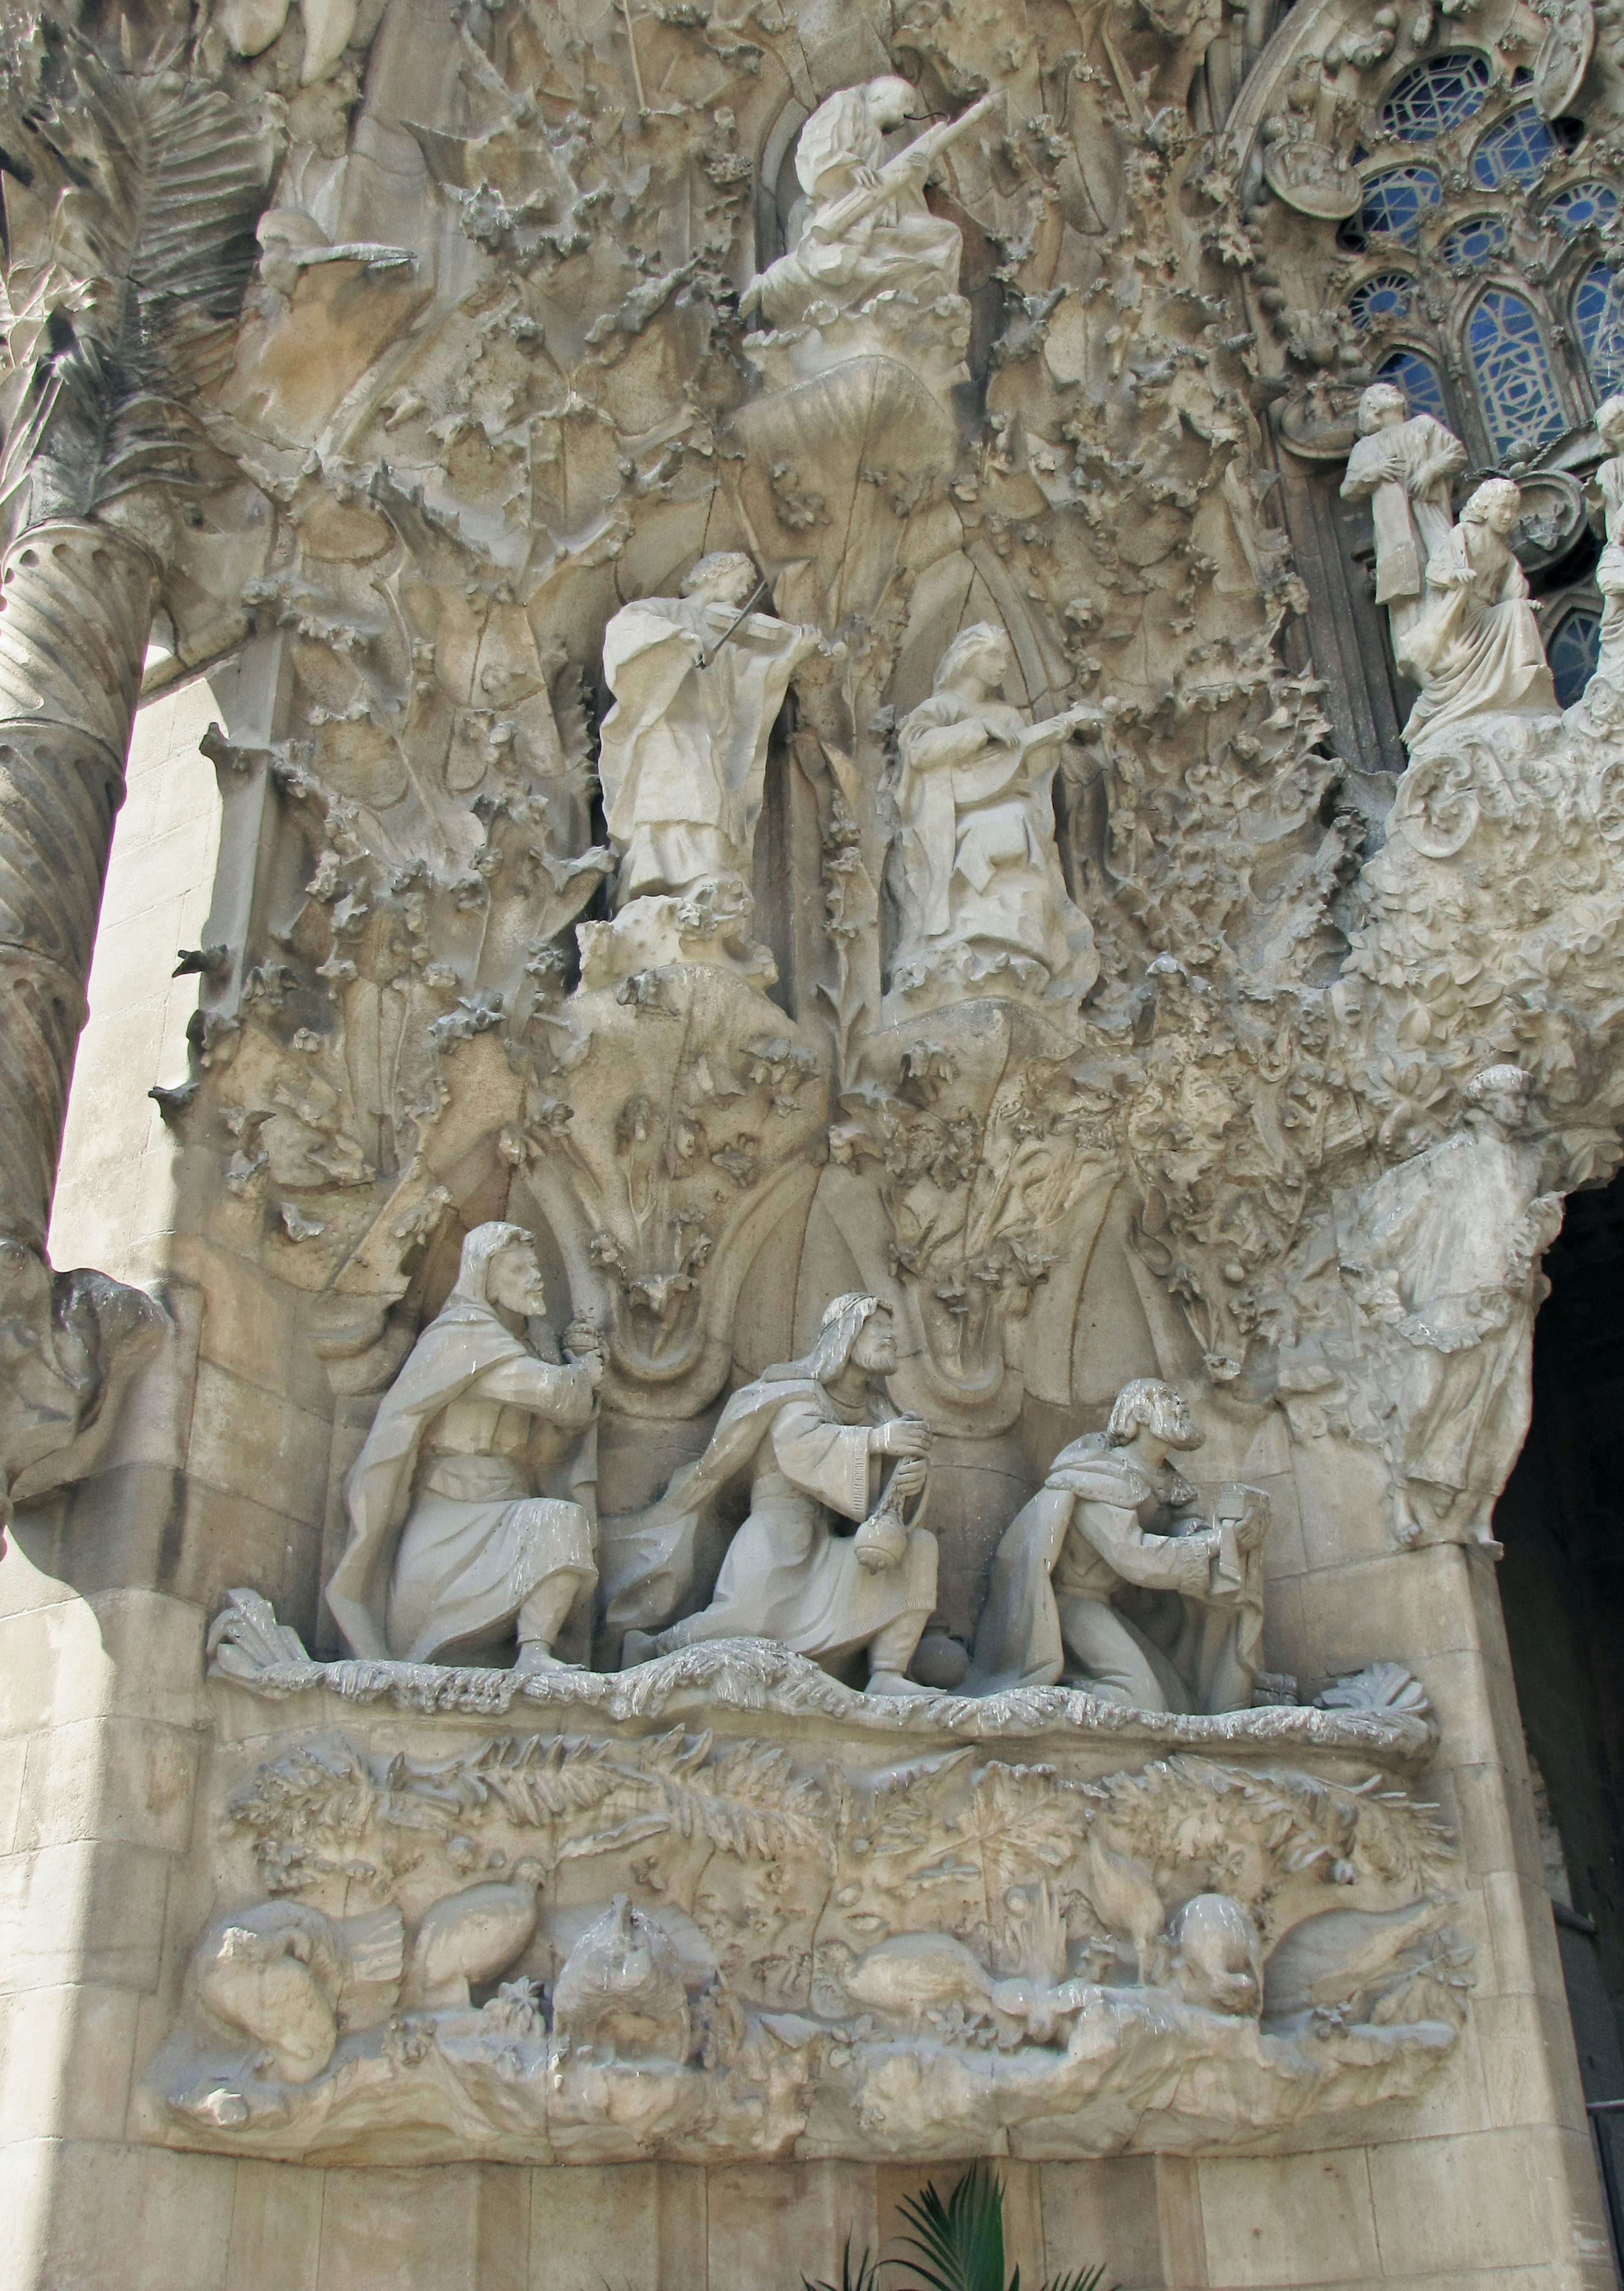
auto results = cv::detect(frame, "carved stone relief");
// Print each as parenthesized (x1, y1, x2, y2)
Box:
(154, 1599, 1468, 2166)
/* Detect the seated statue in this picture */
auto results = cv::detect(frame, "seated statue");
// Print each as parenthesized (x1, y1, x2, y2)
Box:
(741, 79, 992, 389)
(326, 1222, 602, 1673)
(891, 623, 1101, 1008)
(596, 552, 818, 909)
(965, 1379, 1268, 1711)
(616, 1294, 939, 1696)
(1399, 478, 1558, 755)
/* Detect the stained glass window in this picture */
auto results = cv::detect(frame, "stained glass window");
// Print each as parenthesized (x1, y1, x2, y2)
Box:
(1471, 105, 1565, 188)
(1338, 165, 1443, 250)
(1442, 215, 1507, 271)
(1549, 180, 1620, 236)
(1377, 349, 1451, 424)
(1347, 272, 1414, 329)
(1468, 289, 1568, 455)
(1549, 610, 1601, 706)
(1380, 52, 1492, 142)
(1576, 261, 1624, 395)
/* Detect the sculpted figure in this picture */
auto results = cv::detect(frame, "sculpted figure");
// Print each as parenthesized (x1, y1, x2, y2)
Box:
(965, 1379, 1268, 1711)
(892, 624, 1102, 1004)
(326, 1222, 602, 1672)
(742, 78, 985, 340)
(617, 1294, 939, 1695)
(596, 554, 818, 907)
(1342, 1066, 1562, 1547)
(1399, 478, 1558, 754)
(1579, 391, 1624, 712)
(1339, 382, 1467, 656)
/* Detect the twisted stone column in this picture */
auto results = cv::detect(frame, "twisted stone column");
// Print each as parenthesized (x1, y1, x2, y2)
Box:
(0, 520, 167, 1514)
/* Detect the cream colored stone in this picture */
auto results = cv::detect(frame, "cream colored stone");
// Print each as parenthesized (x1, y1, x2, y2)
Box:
(528, 2163, 702, 2291)
(1197, 2149, 1380, 2287)
(225, 2160, 322, 2291)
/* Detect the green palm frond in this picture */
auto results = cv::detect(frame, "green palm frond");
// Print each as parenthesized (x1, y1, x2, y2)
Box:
(893, 2161, 1009, 2291)
(804, 2233, 884, 2291)
(1042, 2270, 1116, 2291)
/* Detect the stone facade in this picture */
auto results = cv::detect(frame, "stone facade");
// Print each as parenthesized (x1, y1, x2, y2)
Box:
(3, 0, 1624, 2282)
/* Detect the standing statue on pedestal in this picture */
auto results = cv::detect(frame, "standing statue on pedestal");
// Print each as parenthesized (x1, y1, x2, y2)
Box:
(327, 1223, 602, 1671)
(596, 554, 818, 908)
(1339, 382, 1467, 659)
(1342, 1066, 1562, 1547)
(965, 1379, 1269, 1711)
(615, 1294, 939, 1695)
(890, 624, 1102, 1009)
(1398, 479, 1558, 754)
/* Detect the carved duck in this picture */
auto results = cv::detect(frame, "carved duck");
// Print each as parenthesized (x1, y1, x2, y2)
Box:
(402, 1870, 544, 2010)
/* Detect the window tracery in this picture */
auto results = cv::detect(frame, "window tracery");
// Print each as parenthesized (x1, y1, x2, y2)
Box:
(1380, 51, 1492, 140)
(1441, 215, 1508, 270)
(1338, 164, 1443, 249)
(1469, 104, 1580, 189)
(1548, 179, 1619, 235)
(1468, 288, 1569, 458)
(1576, 261, 1624, 396)
(1549, 607, 1603, 705)
(1349, 270, 1416, 328)
(1377, 348, 1452, 424)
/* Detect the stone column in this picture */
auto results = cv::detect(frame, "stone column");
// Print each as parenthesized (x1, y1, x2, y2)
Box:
(0, 519, 166, 1513)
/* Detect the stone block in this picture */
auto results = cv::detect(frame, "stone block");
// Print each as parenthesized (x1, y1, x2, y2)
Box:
(187, 1362, 332, 1529)
(226, 2162, 322, 2291)
(33, 2140, 235, 2291)
(15, 1715, 199, 1856)
(0, 1838, 171, 1996)
(706, 2162, 878, 2291)
(1473, 1989, 1588, 2134)
(1366, 2125, 1581, 2273)
(529, 2162, 705, 2291)
(1196, 2149, 1380, 2286)
(0, 1980, 143, 2143)
(316, 2166, 481, 2291)
(1039, 2156, 1161, 2287)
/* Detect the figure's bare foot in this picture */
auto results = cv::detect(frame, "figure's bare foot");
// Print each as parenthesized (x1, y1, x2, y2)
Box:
(513, 1643, 576, 1678)
(865, 1670, 941, 1698)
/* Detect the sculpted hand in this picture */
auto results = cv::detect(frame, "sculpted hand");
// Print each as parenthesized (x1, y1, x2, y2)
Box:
(564, 1321, 605, 1387)
(889, 1455, 929, 1500)
(872, 1415, 931, 1459)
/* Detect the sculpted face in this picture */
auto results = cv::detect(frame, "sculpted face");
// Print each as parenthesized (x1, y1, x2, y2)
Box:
(1358, 384, 1407, 434)
(850, 1306, 900, 1375)
(487, 1239, 547, 1317)
(1476, 1076, 1530, 1133)
(1149, 1387, 1201, 1451)
(684, 554, 757, 610)
(1481, 486, 1521, 536)
(864, 75, 921, 133)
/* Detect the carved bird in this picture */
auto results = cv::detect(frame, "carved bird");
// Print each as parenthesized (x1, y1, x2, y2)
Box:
(1081, 1833, 1168, 1983)
(191, 1900, 404, 2084)
(551, 1895, 690, 2066)
(837, 1932, 996, 2027)
(401, 1871, 544, 2011)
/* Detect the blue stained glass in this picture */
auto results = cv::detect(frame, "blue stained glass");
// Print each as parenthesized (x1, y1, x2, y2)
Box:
(1338, 165, 1443, 250)
(1380, 52, 1492, 142)
(1347, 272, 1414, 329)
(1471, 105, 1562, 188)
(1549, 180, 1620, 236)
(1549, 610, 1601, 706)
(1468, 288, 1568, 456)
(1377, 349, 1451, 424)
(1442, 214, 1507, 270)
(1576, 261, 1624, 395)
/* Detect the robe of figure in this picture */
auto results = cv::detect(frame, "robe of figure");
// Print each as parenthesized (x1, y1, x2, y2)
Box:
(327, 1288, 598, 1664)
(1594, 455, 1624, 689)
(1352, 1128, 1561, 1514)
(893, 688, 1096, 997)
(1399, 520, 1558, 752)
(603, 1372, 936, 1668)
(1339, 413, 1465, 653)
(754, 84, 965, 334)
(965, 1438, 1264, 1713)
(596, 597, 814, 904)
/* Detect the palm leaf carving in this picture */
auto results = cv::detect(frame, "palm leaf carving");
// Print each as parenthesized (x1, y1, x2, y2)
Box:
(0, 19, 276, 526)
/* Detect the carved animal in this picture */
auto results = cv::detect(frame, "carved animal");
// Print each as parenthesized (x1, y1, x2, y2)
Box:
(1171, 1894, 1262, 2017)
(191, 1901, 405, 2083)
(550, 1895, 690, 2066)
(403, 1876, 542, 2009)
(839, 1932, 996, 2026)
